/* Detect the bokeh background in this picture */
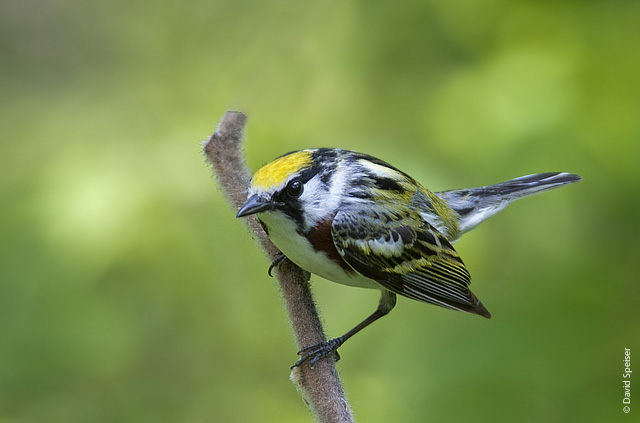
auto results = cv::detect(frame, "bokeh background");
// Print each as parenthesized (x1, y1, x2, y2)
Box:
(1, 0, 638, 422)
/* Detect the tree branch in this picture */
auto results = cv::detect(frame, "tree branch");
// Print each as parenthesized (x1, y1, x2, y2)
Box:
(202, 111, 354, 423)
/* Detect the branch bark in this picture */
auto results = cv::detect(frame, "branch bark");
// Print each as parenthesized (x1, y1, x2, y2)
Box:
(202, 111, 354, 423)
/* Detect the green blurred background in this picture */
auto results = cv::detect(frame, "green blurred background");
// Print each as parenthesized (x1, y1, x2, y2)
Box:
(1, 0, 638, 422)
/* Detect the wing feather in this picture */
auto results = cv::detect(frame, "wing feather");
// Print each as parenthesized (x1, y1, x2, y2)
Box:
(332, 205, 490, 318)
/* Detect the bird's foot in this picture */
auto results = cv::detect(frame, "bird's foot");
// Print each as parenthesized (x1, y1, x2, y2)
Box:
(268, 254, 288, 277)
(291, 337, 344, 369)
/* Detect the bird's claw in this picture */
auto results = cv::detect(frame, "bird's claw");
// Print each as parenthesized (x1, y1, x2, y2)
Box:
(291, 338, 344, 369)
(268, 254, 288, 277)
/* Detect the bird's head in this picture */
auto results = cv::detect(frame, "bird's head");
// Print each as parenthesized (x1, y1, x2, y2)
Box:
(236, 149, 346, 232)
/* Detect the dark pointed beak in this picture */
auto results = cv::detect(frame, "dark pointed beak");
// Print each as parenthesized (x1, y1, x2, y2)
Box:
(236, 194, 273, 218)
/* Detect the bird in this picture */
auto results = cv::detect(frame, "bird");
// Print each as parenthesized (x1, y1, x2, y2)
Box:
(236, 148, 581, 367)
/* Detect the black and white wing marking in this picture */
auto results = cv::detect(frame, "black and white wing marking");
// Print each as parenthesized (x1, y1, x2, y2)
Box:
(331, 207, 491, 318)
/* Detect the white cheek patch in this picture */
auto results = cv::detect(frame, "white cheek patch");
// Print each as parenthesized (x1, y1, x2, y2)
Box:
(299, 176, 326, 226)
(300, 171, 347, 228)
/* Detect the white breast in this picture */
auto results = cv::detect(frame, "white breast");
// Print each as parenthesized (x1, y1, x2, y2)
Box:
(259, 211, 381, 290)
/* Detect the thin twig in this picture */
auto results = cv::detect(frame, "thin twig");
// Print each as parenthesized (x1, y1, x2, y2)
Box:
(203, 111, 354, 423)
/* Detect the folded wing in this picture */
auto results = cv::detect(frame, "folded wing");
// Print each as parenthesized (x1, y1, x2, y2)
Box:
(331, 205, 490, 318)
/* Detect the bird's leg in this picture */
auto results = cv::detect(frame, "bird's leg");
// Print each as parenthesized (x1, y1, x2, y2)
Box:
(268, 253, 289, 277)
(292, 290, 397, 369)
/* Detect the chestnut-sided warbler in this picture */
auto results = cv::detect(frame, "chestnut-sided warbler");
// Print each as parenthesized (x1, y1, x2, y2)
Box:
(237, 148, 581, 367)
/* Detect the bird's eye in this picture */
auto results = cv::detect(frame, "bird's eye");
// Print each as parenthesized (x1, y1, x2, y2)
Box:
(286, 179, 303, 197)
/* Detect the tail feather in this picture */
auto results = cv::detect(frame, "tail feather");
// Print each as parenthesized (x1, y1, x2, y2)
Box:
(437, 172, 582, 238)
(470, 172, 582, 198)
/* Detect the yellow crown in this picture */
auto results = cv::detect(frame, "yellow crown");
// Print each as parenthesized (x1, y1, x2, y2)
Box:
(252, 150, 313, 189)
